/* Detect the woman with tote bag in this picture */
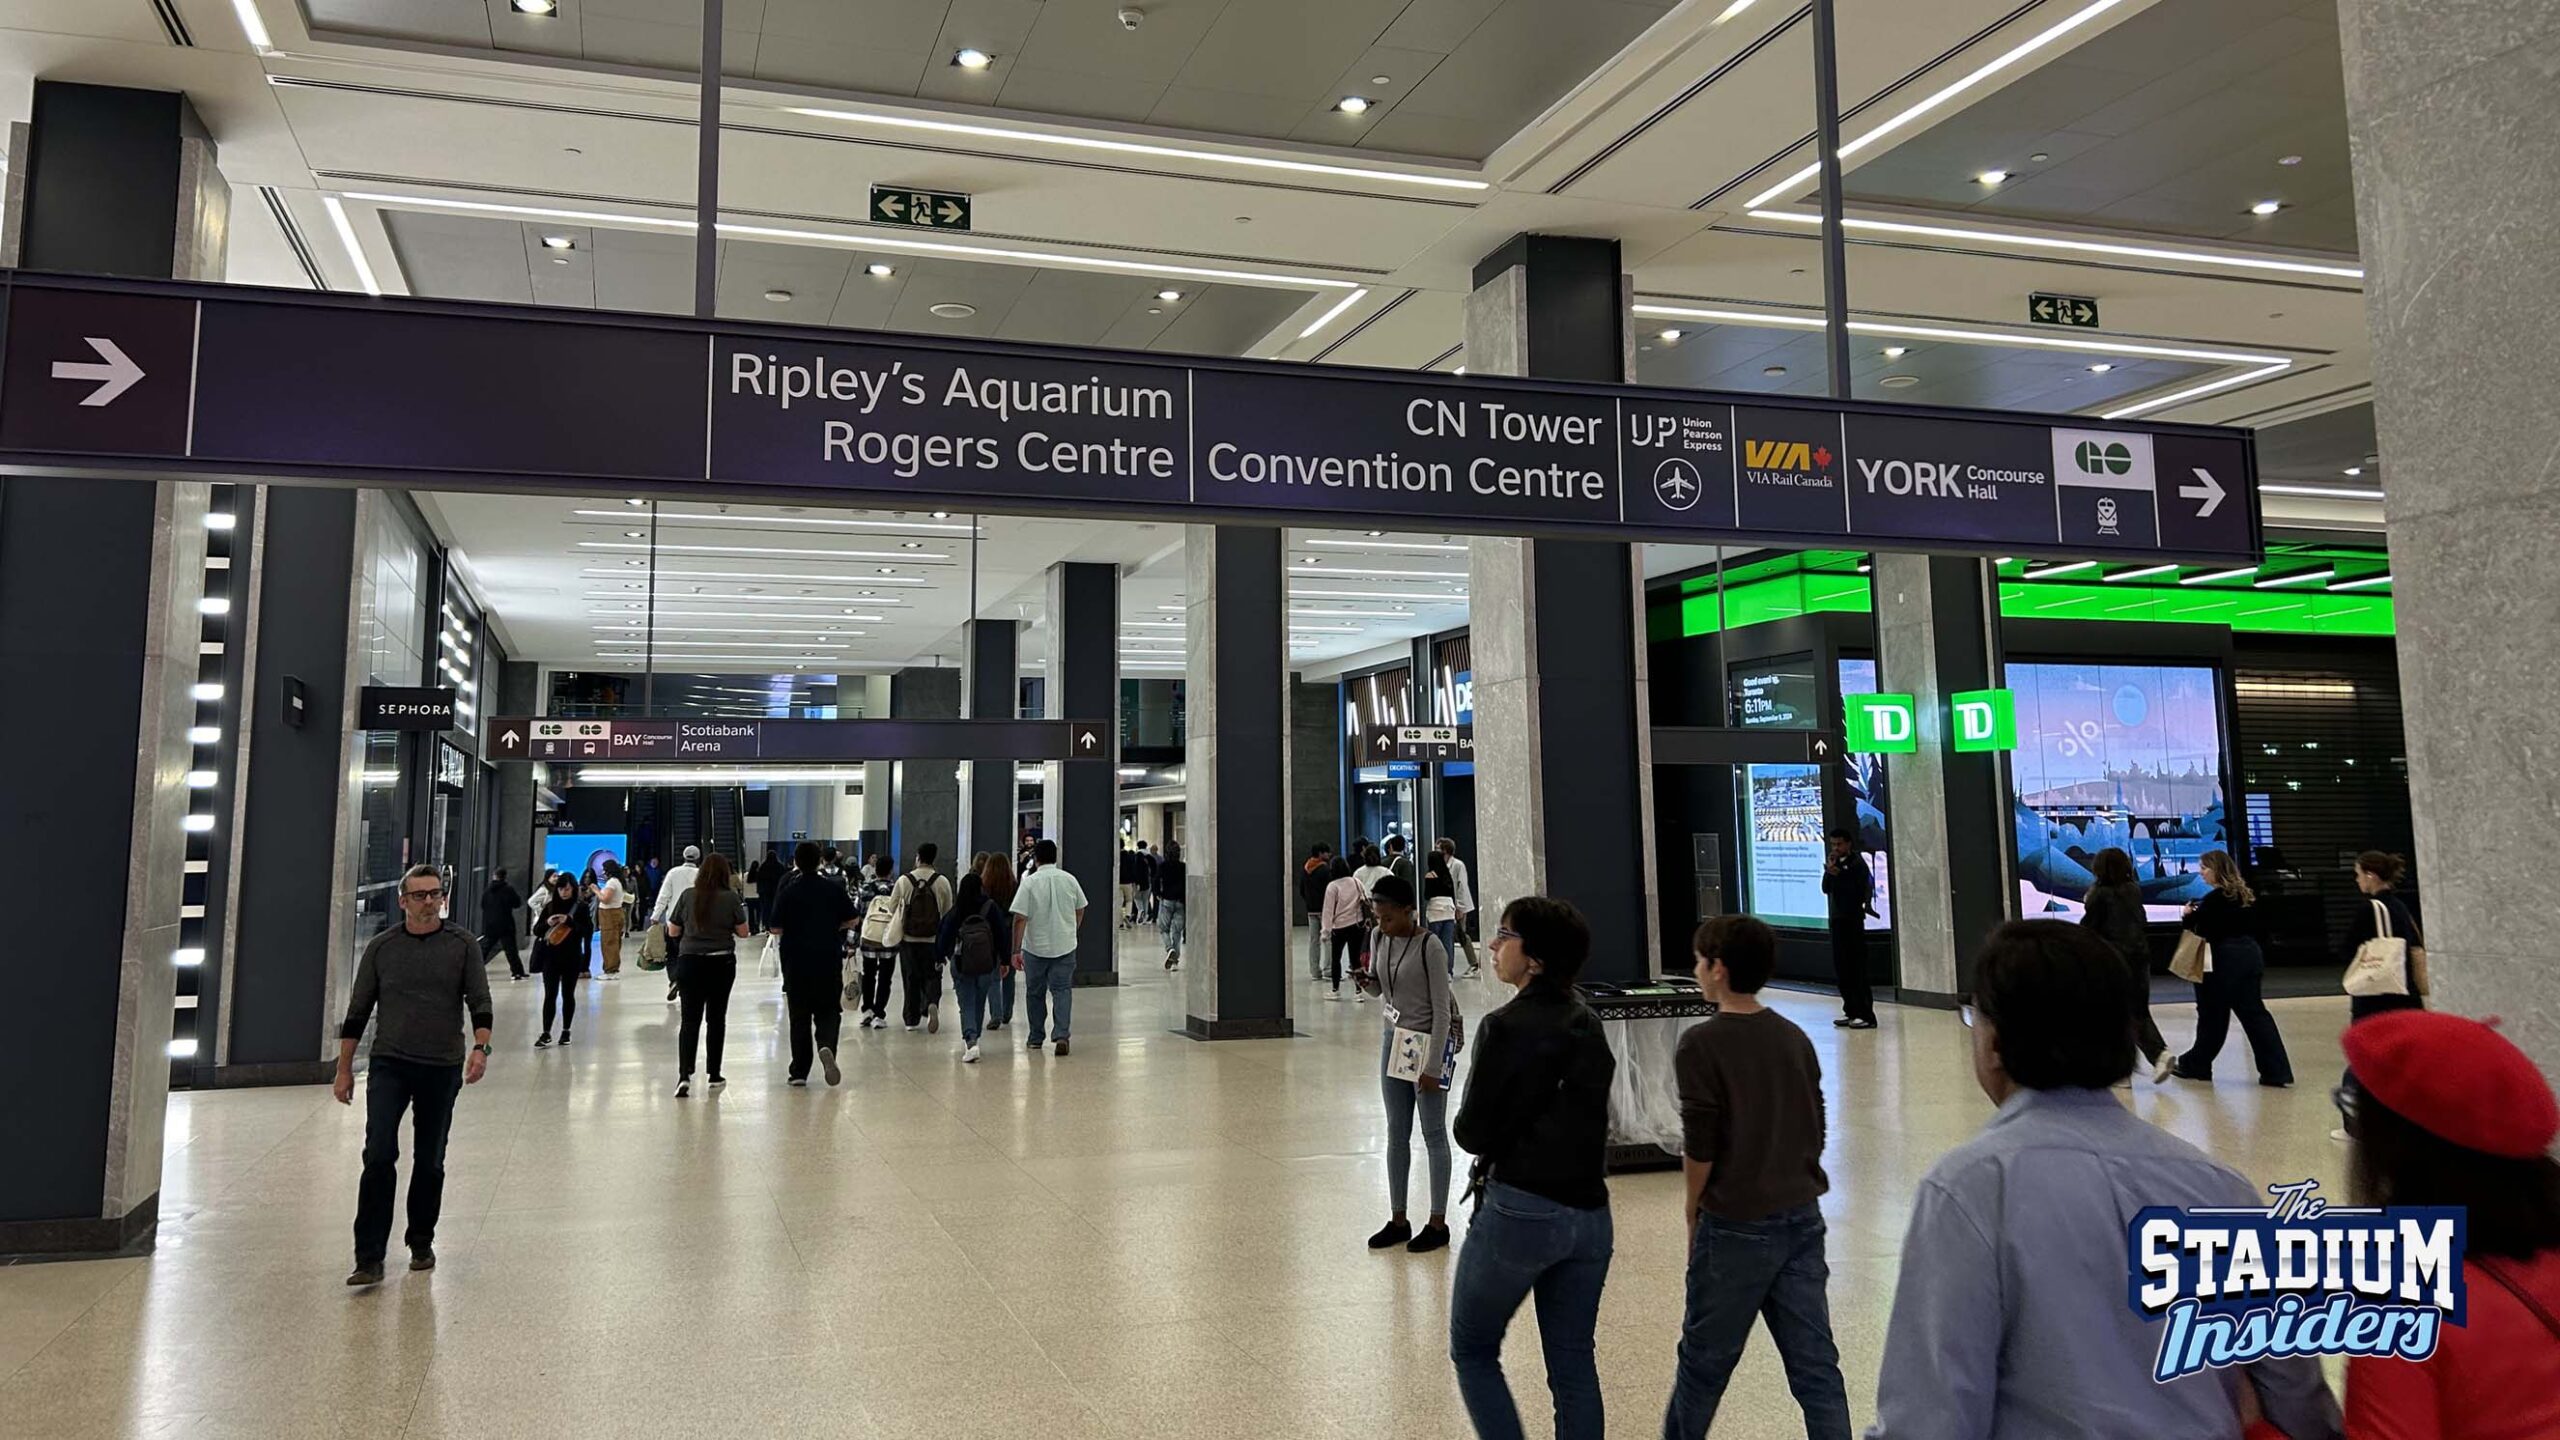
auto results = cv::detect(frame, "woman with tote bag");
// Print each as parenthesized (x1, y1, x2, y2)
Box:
(2168, 851, 2294, 1088)
(2339, 850, 2427, 1020)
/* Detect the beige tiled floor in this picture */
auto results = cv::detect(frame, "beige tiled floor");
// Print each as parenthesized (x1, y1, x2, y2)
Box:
(0, 930, 2353, 1438)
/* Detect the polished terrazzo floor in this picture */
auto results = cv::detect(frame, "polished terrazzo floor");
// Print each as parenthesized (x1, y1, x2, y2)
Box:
(1, 928, 2354, 1439)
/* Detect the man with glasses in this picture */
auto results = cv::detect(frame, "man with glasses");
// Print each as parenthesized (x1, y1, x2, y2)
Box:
(334, 863, 493, 1287)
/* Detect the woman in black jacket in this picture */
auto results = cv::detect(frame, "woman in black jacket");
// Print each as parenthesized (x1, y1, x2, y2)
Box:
(1448, 896, 1618, 1440)
(2171, 850, 2294, 1087)
(1154, 839, 1187, 970)
(2080, 847, 2170, 1082)
(2343, 850, 2426, 1021)
(529, 872, 590, 1047)
(480, 868, 526, 981)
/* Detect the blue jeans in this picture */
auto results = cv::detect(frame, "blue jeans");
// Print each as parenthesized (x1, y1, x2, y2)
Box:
(993, 966, 1015, 1025)
(1380, 1026, 1451, 1214)
(352, 1055, 463, 1266)
(1662, 1202, 1851, 1440)
(1428, 917, 1457, 975)
(1024, 951, 1075, 1044)
(1450, 1182, 1614, 1440)
(950, 966, 997, 1044)
(1157, 898, 1186, 958)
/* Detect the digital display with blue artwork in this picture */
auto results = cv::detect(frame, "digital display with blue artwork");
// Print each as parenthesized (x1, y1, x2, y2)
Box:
(1837, 658, 1892, 931)
(2008, 663, 2225, 922)
(545, 832, 627, 886)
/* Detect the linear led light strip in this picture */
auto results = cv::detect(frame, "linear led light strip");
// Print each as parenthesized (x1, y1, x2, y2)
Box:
(320, 197, 382, 297)
(582, 567, 933, 587)
(780, 107, 1489, 193)
(594, 609, 890, 622)
(1303, 538, 1470, 553)
(1292, 588, 1468, 601)
(1742, 0, 2137, 211)
(2261, 484, 2385, 502)
(1294, 564, 1467, 579)
(570, 509, 982, 534)
(580, 540, 951, 562)
(1742, 210, 2364, 281)
(338, 193, 1363, 292)
(593, 625, 867, 636)
(1298, 288, 1371, 340)
(1630, 302, 2292, 420)
(578, 767, 872, 783)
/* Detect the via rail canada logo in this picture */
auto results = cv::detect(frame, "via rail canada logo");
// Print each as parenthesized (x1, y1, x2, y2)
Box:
(2130, 1179, 2464, 1382)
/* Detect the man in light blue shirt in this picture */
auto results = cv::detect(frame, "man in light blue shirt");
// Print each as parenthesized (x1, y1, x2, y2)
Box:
(1868, 921, 2340, 1440)
(1009, 838, 1088, 1057)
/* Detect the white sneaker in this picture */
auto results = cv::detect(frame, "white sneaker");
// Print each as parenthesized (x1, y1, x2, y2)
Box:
(962, 1044, 981, 1063)
(1355, 991, 1369, 1004)
(1323, 990, 1344, 1002)
(904, 1022, 922, 1032)
(2152, 1052, 2178, 1085)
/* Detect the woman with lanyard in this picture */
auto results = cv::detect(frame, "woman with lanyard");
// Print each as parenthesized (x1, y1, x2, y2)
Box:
(1363, 872, 1462, 1254)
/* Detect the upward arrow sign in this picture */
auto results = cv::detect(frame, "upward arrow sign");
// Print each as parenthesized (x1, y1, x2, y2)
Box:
(1079, 730, 1098, 751)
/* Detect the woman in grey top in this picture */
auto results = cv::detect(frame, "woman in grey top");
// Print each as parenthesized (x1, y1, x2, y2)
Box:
(664, 851, 750, 1098)
(1363, 872, 1462, 1254)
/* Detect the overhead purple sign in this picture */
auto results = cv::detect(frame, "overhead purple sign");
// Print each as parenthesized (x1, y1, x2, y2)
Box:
(0, 273, 2262, 561)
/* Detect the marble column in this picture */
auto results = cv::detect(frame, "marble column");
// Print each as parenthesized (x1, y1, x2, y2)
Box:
(1289, 677, 1343, 916)
(961, 618, 1018, 863)
(1462, 234, 1662, 981)
(1182, 526, 1293, 1038)
(1870, 554, 2012, 1002)
(0, 81, 226, 1257)
(1041, 562, 1120, 983)
(2338, 0, 2560, 1072)
(888, 666, 960, 876)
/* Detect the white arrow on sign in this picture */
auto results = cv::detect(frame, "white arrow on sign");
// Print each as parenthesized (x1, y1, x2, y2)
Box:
(1373, 732, 1391, 752)
(878, 194, 905, 218)
(1079, 730, 1098, 751)
(2178, 466, 2226, 518)
(937, 200, 964, 224)
(52, 337, 145, 407)
(501, 730, 521, 750)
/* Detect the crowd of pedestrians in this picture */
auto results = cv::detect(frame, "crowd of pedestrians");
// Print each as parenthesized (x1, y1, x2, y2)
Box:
(335, 834, 2559, 1440)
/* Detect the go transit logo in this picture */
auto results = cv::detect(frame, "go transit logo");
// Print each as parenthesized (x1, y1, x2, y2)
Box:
(2128, 1179, 2465, 1381)
(2074, 438, 2134, 475)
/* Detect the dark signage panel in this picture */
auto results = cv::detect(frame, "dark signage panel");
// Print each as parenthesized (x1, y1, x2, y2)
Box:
(360, 685, 456, 731)
(484, 715, 1110, 763)
(0, 274, 2264, 562)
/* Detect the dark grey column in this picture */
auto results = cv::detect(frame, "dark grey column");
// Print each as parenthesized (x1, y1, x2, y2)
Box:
(1044, 562, 1120, 983)
(0, 81, 227, 1258)
(1182, 527, 1291, 1038)
(496, 660, 543, 888)
(1289, 677, 1344, 916)
(1463, 234, 1661, 983)
(962, 618, 1018, 862)
(889, 666, 960, 875)
(1872, 554, 2013, 1005)
(216, 487, 361, 1084)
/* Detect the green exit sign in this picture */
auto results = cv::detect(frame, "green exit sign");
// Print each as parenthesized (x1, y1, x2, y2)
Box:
(1844, 693, 1918, 753)
(2028, 291, 2099, 328)
(1950, 688, 2018, 751)
(869, 185, 971, 231)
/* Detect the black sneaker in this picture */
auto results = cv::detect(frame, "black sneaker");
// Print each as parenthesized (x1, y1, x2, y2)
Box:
(819, 1046, 841, 1087)
(674, 1079, 691, 1098)
(708, 1075, 727, 1088)
(535, 1033, 551, 1048)
(787, 1076, 808, 1088)
(1366, 1219, 1412, 1250)
(559, 1031, 571, 1046)
(1052, 1040, 1068, 1057)
(1407, 1223, 1451, 1255)
(408, 1247, 436, 1272)
(1841, 1017, 1878, 1030)
(345, 1263, 384, 1286)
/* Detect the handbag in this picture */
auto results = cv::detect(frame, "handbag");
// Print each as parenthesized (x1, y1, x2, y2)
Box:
(2169, 930, 2213, 984)
(2343, 899, 2411, 997)
(637, 918, 668, 971)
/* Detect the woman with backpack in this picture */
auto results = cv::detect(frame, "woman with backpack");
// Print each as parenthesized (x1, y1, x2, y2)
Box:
(852, 855, 899, 1030)
(937, 865, 1011, 1063)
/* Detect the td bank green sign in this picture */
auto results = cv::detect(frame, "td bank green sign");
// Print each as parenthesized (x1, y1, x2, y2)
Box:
(1950, 688, 2018, 752)
(1844, 693, 1918, 753)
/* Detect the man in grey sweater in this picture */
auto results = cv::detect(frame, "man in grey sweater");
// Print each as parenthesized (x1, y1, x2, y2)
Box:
(335, 863, 493, 1286)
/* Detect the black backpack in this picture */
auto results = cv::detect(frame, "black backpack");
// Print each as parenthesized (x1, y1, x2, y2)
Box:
(953, 905, 999, 976)
(901, 869, 943, 936)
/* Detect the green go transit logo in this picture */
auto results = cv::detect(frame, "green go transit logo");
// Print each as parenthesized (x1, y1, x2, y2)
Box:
(2075, 440, 2134, 475)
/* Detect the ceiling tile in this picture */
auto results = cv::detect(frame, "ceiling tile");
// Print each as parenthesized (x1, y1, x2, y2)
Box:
(1016, 0, 1228, 82)
(1170, 0, 1402, 101)
(1374, 0, 1504, 53)
(310, 0, 495, 44)
(761, 0, 949, 51)
(1350, 107, 1514, 161)
(383, 210, 535, 303)
(753, 39, 933, 95)
(522, 224, 600, 308)
(485, 0, 583, 58)
(993, 268, 1157, 344)
(825, 257, 914, 329)
(584, 0, 770, 27)
(1390, 0, 1666, 123)
(885, 258, 1039, 334)
(715, 241, 855, 320)
(579, 15, 763, 71)
(1149, 284, 1312, 355)
(992, 63, 1170, 123)
(1147, 86, 1321, 140)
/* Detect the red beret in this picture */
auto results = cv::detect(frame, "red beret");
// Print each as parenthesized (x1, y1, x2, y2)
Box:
(2344, 1011, 2558, 1159)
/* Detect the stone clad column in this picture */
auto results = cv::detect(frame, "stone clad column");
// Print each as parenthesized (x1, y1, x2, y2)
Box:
(889, 666, 959, 876)
(1181, 526, 1292, 1038)
(1462, 234, 1661, 982)
(1042, 562, 1120, 983)
(2338, 0, 2560, 1071)
(1870, 554, 2012, 1002)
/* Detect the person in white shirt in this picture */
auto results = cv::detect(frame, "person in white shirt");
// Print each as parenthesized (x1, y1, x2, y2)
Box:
(1008, 838, 1089, 1055)
(886, 843, 955, 1033)
(594, 859, 630, 979)
(1436, 837, 1480, 976)
(1354, 845, 1392, 900)
(1319, 857, 1369, 1003)
(649, 845, 702, 1003)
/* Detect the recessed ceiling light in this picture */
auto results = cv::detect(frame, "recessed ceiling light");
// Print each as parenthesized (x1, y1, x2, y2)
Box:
(510, 0, 556, 13)
(1879, 374, 1920, 388)
(624, 530, 645, 538)
(764, 289, 793, 302)
(2278, 154, 2304, 166)
(1657, 329, 1681, 342)
(865, 262, 895, 278)
(929, 302, 977, 318)
(1336, 96, 1371, 115)
(1763, 365, 1787, 377)
(2343, 466, 2362, 476)
(1365, 530, 1384, 538)
(901, 541, 921, 549)
(2088, 362, 2113, 373)
(953, 47, 994, 70)
(1977, 169, 2008, 185)
(930, 510, 949, 519)
(877, 566, 895, 575)
(2250, 200, 2282, 216)
(625, 497, 645, 506)
(551, 256, 569, 265)
(1156, 289, 1182, 302)
(2028, 151, 2050, 162)
(1882, 346, 1908, 358)
(540, 234, 574, 250)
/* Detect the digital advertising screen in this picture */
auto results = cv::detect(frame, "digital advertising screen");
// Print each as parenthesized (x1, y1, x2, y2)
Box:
(1837, 658, 1892, 931)
(544, 832, 628, 885)
(2008, 662, 2226, 922)
(1730, 659, 1819, 729)
(1742, 762, 1828, 928)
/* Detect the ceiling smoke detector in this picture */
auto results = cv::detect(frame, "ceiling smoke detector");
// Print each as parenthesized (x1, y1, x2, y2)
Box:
(929, 302, 978, 319)
(1116, 6, 1145, 30)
